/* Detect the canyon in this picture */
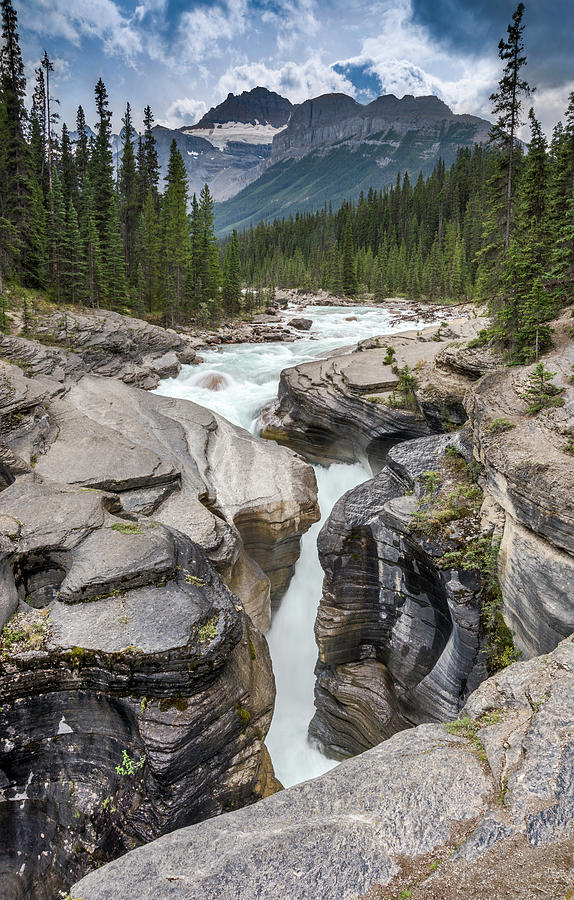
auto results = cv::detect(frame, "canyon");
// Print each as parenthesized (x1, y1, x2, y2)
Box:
(0, 298, 572, 899)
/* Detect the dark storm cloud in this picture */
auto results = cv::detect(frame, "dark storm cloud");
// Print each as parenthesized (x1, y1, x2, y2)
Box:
(411, 0, 574, 89)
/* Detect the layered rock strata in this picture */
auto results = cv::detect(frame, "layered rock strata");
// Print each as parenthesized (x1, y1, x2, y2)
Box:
(260, 315, 488, 470)
(310, 430, 487, 758)
(0, 481, 275, 899)
(0, 337, 319, 898)
(466, 310, 574, 658)
(72, 635, 574, 900)
(0, 307, 197, 390)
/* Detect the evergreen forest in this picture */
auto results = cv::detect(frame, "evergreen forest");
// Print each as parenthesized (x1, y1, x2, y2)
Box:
(1, 0, 573, 362)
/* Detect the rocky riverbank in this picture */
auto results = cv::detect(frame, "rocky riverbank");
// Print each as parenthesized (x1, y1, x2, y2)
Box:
(0, 306, 320, 897)
(260, 314, 489, 469)
(262, 307, 573, 762)
(72, 632, 574, 900)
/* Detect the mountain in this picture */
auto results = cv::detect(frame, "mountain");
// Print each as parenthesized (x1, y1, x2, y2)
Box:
(152, 87, 293, 201)
(214, 93, 491, 235)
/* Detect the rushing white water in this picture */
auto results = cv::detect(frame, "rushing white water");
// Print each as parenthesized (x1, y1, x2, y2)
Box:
(155, 304, 433, 430)
(155, 303, 440, 786)
(265, 461, 368, 786)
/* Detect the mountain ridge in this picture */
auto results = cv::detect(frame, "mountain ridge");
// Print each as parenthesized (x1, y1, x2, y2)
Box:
(214, 90, 491, 234)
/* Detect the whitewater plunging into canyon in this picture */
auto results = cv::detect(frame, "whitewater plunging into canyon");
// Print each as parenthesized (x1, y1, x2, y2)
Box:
(156, 304, 433, 786)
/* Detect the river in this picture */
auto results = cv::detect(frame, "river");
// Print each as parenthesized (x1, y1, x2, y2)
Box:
(155, 303, 437, 787)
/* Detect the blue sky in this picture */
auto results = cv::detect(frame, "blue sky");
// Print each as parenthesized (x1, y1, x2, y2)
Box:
(15, 0, 574, 136)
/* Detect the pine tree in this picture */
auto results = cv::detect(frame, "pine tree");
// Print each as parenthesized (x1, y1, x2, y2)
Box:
(29, 65, 47, 192)
(78, 175, 104, 307)
(197, 182, 220, 316)
(140, 105, 160, 202)
(136, 189, 160, 314)
(222, 228, 241, 317)
(41, 51, 58, 191)
(341, 213, 357, 296)
(62, 197, 85, 304)
(0, 0, 31, 278)
(47, 171, 66, 301)
(162, 140, 191, 324)
(118, 102, 138, 278)
(60, 122, 77, 207)
(90, 78, 114, 239)
(504, 110, 553, 359)
(489, 3, 530, 251)
(103, 195, 128, 310)
(74, 105, 89, 188)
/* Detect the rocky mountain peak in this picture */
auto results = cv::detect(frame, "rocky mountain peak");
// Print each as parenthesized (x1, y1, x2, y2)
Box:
(192, 86, 293, 129)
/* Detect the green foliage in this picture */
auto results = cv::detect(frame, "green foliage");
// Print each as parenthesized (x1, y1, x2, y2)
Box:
(489, 417, 516, 433)
(0, 610, 49, 658)
(520, 362, 565, 415)
(197, 615, 218, 644)
(184, 572, 206, 586)
(382, 345, 396, 366)
(387, 364, 419, 412)
(410, 446, 483, 537)
(421, 470, 441, 495)
(115, 749, 145, 777)
(236, 705, 251, 729)
(110, 522, 144, 535)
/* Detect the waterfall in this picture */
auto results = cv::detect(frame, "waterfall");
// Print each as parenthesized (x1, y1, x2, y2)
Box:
(155, 303, 434, 785)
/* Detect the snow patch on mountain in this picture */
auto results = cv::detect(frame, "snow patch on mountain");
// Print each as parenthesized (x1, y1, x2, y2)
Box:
(181, 121, 287, 150)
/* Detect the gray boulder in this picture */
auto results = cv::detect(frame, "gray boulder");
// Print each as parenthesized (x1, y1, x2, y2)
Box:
(288, 317, 313, 331)
(0, 366, 320, 633)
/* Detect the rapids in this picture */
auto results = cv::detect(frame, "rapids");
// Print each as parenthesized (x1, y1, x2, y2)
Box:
(156, 303, 436, 786)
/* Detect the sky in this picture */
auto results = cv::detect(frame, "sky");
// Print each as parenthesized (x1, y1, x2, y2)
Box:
(14, 0, 574, 137)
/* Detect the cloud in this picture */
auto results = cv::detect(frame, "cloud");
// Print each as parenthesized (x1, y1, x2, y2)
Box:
(175, 0, 249, 64)
(332, 0, 498, 120)
(20, 0, 143, 64)
(216, 56, 356, 104)
(261, 0, 320, 51)
(160, 96, 208, 127)
(529, 81, 574, 139)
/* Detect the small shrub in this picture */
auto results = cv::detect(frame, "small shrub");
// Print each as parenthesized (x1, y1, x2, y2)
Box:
(236, 705, 251, 729)
(387, 365, 419, 412)
(421, 470, 441, 495)
(382, 345, 396, 366)
(467, 328, 492, 349)
(0, 611, 49, 658)
(115, 749, 145, 777)
(489, 417, 516, 433)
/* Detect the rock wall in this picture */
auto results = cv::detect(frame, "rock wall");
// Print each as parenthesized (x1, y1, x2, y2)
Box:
(0, 334, 319, 898)
(310, 431, 487, 758)
(0, 482, 275, 899)
(260, 316, 487, 470)
(466, 311, 574, 657)
(72, 634, 574, 900)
